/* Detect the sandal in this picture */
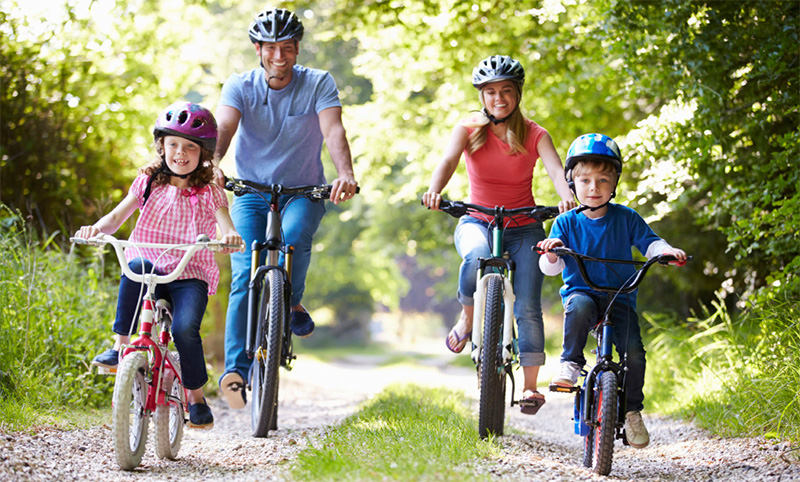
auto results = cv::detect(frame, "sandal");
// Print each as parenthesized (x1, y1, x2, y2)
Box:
(445, 326, 471, 353)
(519, 389, 546, 415)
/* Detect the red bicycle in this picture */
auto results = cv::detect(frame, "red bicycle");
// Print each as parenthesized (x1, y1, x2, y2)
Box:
(72, 233, 241, 470)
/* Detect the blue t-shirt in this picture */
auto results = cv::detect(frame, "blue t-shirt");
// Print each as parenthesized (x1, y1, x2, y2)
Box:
(219, 65, 342, 186)
(548, 204, 661, 308)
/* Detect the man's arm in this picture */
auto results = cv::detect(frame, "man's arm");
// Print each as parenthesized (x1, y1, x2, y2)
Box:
(212, 105, 242, 186)
(319, 106, 358, 204)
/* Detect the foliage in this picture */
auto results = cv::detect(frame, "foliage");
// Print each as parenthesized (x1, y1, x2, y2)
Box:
(291, 383, 497, 482)
(0, 206, 116, 429)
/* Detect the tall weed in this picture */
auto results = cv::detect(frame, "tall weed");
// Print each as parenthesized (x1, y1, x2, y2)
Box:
(0, 208, 115, 429)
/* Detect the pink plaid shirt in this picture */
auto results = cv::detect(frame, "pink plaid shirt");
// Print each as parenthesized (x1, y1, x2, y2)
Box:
(125, 174, 228, 295)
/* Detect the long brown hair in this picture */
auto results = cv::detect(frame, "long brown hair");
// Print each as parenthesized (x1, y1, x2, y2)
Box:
(140, 136, 215, 188)
(464, 88, 528, 156)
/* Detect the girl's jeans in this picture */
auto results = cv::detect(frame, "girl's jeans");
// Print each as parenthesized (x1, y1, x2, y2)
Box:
(454, 215, 547, 367)
(113, 258, 209, 391)
(224, 192, 326, 379)
(560, 291, 646, 412)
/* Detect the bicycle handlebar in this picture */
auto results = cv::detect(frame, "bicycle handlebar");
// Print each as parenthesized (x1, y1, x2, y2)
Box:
(536, 246, 691, 294)
(424, 199, 560, 223)
(70, 234, 244, 286)
(224, 177, 360, 201)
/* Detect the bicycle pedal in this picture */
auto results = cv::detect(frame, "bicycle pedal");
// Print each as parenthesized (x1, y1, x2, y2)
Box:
(548, 383, 578, 393)
(96, 366, 117, 376)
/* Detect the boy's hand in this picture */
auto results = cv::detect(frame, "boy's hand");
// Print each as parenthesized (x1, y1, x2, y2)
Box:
(662, 247, 688, 266)
(537, 239, 564, 263)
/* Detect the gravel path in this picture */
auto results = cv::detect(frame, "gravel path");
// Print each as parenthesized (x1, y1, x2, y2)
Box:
(1, 352, 798, 481)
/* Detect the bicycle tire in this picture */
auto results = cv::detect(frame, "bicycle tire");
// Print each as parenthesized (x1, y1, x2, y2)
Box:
(582, 412, 594, 467)
(251, 270, 285, 437)
(593, 370, 617, 475)
(112, 351, 150, 470)
(154, 370, 184, 460)
(478, 276, 505, 439)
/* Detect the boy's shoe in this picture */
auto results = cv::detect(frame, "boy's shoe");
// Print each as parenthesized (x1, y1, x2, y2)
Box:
(187, 399, 214, 429)
(91, 349, 119, 369)
(290, 310, 315, 338)
(551, 361, 581, 388)
(625, 410, 650, 449)
(220, 371, 246, 410)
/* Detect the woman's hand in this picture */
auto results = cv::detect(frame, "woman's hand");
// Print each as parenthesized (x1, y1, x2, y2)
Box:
(558, 198, 577, 213)
(422, 191, 443, 210)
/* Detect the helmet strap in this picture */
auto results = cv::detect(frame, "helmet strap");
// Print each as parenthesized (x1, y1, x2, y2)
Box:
(574, 191, 616, 214)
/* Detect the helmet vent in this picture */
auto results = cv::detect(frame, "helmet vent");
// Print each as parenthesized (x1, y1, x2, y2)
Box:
(177, 111, 189, 124)
(191, 118, 205, 129)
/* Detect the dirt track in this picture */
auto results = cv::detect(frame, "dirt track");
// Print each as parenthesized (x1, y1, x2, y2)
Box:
(1, 348, 798, 481)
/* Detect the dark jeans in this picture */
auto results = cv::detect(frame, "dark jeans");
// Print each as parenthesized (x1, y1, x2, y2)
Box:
(113, 258, 209, 390)
(560, 290, 646, 412)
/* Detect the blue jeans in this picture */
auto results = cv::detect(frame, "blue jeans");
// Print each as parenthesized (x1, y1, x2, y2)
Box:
(560, 291, 646, 412)
(454, 216, 547, 366)
(224, 192, 326, 379)
(113, 258, 209, 390)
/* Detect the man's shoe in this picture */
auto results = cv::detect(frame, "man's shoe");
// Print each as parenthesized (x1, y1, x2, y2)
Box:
(188, 399, 214, 429)
(220, 371, 246, 409)
(551, 361, 581, 388)
(290, 310, 315, 338)
(91, 349, 119, 369)
(625, 410, 650, 449)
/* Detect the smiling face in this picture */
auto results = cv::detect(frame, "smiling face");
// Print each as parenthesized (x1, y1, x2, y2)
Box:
(480, 80, 519, 119)
(255, 39, 298, 87)
(572, 162, 618, 217)
(163, 135, 201, 183)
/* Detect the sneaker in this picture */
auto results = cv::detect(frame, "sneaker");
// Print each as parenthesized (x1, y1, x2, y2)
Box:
(625, 410, 650, 449)
(290, 310, 315, 338)
(188, 399, 214, 429)
(220, 371, 246, 409)
(91, 349, 119, 369)
(551, 361, 581, 388)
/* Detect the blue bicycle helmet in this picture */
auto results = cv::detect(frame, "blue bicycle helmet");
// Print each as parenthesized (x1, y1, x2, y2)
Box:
(565, 133, 622, 187)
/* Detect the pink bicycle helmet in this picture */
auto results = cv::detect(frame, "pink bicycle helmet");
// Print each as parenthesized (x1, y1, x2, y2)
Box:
(153, 102, 217, 152)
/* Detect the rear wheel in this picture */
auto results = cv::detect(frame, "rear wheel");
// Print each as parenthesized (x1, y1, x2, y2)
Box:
(478, 276, 505, 439)
(112, 351, 150, 470)
(251, 270, 285, 437)
(154, 370, 184, 460)
(593, 370, 617, 475)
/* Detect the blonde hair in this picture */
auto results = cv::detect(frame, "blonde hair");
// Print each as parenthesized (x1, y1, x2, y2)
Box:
(463, 88, 528, 156)
(140, 137, 215, 188)
(571, 158, 619, 179)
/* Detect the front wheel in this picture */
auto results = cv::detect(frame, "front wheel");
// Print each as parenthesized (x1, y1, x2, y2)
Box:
(478, 276, 506, 439)
(112, 351, 150, 470)
(593, 370, 617, 475)
(251, 269, 285, 437)
(154, 370, 184, 460)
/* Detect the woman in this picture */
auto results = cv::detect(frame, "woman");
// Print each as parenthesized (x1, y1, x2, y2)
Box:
(422, 54, 575, 414)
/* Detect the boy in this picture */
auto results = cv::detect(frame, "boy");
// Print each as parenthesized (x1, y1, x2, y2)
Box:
(537, 133, 687, 448)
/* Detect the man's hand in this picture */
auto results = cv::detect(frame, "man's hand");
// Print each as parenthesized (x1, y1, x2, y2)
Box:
(212, 164, 226, 188)
(329, 176, 358, 205)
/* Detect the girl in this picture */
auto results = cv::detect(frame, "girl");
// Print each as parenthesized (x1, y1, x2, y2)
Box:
(75, 102, 242, 429)
(422, 55, 576, 415)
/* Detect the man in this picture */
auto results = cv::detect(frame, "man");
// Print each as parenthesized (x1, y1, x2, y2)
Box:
(213, 7, 358, 409)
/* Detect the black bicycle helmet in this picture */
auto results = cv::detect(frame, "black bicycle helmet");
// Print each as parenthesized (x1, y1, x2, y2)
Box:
(472, 55, 525, 91)
(248, 8, 304, 44)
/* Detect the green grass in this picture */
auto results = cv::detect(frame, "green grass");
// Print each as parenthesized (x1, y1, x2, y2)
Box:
(289, 384, 498, 482)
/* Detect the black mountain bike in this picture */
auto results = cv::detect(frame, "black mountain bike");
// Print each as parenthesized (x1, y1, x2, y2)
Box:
(428, 199, 559, 438)
(225, 177, 357, 437)
(541, 246, 689, 475)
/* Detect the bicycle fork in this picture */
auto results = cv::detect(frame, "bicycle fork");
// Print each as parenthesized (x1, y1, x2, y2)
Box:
(471, 273, 517, 367)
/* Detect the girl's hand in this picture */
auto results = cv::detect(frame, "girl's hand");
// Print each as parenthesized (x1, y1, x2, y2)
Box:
(662, 247, 688, 266)
(74, 225, 101, 240)
(422, 191, 442, 210)
(220, 231, 244, 254)
(536, 238, 564, 263)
